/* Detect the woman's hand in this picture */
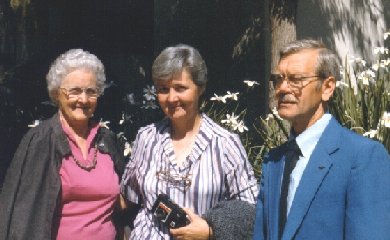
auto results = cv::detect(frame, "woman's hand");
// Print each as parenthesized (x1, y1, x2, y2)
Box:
(170, 208, 212, 240)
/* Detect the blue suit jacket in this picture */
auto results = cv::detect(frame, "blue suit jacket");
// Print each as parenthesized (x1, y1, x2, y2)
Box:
(253, 117, 390, 240)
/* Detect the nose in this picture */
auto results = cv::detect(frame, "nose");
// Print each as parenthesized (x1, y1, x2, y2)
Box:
(276, 78, 291, 93)
(78, 91, 89, 103)
(167, 88, 178, 102)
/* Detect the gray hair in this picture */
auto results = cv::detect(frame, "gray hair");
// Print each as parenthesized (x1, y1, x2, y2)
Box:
(152, 44, 208, 89)
(280, 39, 341, 82)
(46, 49, 106, 103)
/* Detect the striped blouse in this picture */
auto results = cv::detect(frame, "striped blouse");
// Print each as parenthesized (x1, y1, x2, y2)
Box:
(120, 114, 258, 240)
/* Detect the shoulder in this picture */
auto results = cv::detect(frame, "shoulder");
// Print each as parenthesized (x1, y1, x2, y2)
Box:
(20, 115, 60, 144)
(327, 117, 385, 151)
(201, 114, 239, 141)
(135, 118, 170, 139)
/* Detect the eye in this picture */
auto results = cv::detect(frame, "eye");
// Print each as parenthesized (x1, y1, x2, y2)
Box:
(270, 74, 283, 86)
(157, 86, 169, 94)
(67, 87, 83, 95)
(175, 85, 187, 92)
(288, 75, 302, 82)
(85, 87, 99, 96)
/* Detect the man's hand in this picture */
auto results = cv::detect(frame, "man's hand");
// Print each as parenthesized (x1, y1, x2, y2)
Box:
(170, 208, 212, 240)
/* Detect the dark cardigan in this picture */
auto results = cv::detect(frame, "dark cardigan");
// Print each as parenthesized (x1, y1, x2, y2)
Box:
(0, 113, 125, 240)
(203, 200, 256, 240)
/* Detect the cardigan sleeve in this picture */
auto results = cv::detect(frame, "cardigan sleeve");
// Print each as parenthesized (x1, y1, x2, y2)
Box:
(0, 130, 34, 237)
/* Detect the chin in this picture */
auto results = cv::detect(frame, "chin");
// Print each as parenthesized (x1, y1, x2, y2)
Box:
(277, 109, 295, 121)
(70, 113, 92, 122)
(166, 109, 187, 119)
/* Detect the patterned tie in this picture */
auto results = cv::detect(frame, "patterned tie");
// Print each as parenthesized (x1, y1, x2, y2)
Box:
(279, 139, 302, 237)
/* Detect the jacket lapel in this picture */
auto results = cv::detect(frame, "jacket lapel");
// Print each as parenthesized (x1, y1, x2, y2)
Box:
(282, 117, 341, 240)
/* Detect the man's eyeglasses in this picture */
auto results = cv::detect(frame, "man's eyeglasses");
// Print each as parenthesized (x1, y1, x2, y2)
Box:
(60, 87, 100, 100)
(156, 170, 192, 190)
(270, 74, 322, 89)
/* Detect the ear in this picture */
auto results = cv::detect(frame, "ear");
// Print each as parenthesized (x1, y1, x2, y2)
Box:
(321, 76, 336, 101)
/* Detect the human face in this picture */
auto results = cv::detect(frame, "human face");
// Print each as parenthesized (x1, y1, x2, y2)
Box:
(56, 69, 98, 126)
(155, 70, 203, 123)
(275, 49, 335, 133)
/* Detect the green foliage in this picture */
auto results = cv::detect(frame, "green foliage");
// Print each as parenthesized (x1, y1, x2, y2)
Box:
(329, 42, 390, 151)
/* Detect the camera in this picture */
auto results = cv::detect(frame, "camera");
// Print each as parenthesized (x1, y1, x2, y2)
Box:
(151, 194, 190, 229)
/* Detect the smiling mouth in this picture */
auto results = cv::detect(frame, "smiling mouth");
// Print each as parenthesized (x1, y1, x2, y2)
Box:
(168, 105, 182, 110)
(75, 106, 90, 111)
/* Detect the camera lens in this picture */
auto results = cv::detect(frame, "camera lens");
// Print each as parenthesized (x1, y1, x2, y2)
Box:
(155, 208, 167, 219)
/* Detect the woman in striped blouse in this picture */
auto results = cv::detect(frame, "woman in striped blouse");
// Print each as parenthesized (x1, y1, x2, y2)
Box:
(120, 44, 258, 239)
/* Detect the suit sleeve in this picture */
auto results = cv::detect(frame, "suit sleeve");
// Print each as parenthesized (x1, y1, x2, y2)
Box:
(345, 142, 390, 240)
(253, 162, 266, 240)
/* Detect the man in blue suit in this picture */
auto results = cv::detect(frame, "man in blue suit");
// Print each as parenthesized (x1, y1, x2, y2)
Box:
(253, 39, 390, 240)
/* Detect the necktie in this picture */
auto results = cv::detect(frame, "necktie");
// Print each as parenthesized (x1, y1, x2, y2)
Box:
(279, 139, 301, 237)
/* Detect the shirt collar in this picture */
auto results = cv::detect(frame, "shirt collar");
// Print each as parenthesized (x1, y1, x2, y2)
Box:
(292, 113, 332, 158)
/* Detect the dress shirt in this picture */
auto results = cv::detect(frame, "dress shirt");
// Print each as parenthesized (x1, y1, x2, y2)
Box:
(286, 113, 332, 215)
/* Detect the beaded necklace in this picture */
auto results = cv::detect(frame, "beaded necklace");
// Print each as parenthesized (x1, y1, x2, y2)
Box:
(71, 144, 98, 171)
(59, 113, 98, 171)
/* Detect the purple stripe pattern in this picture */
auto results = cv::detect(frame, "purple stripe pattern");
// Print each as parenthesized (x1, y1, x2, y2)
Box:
(121, 114, 258, 239)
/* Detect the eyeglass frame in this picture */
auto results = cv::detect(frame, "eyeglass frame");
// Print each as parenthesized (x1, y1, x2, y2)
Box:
(270, 73, 324, 89)
(59, 86, 101, 100)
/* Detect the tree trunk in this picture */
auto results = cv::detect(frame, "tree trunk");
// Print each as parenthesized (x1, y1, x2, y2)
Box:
(270, 0, 297, 71)
(268, 0, 298, 108)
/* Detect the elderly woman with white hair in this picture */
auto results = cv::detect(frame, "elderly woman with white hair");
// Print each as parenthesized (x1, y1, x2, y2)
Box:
(0, 49, 125, 240)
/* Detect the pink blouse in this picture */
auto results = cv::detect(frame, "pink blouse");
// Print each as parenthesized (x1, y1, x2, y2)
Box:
(56, 122, 120, 240)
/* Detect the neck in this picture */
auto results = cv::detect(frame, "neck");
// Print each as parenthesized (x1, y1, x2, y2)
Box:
(292, 105, 326, 135)
(171, 113, 202, 140)
(59, 111, 89, 139)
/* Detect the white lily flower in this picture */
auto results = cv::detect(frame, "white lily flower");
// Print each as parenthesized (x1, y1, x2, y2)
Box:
(380, 111, 390, 128)
(372, 63, 379, 71)
(265, 113, 273, 121)
(143, 85, 156, 101)
(126, 93, 136, 105)
(99, 120, 110, 129)
(139, 66, 146, 77)
(28, 120, 40, 128)
(336, 81, 349, 88)
(119, 113, 125, 125)
(358, 69, 376, 85)
(233, 120, 248, 133)
(221, 113, 239, 125)
(363, 129, 377, 138)
(384, 32, 390, 40)
(271, 107, 283, 120)
(225, 91, 239, 101)
(124, 141, 132, 156)
(243, 80, 259, 87)
(210, 93, 227, 103)
(373, 47, 389, 55)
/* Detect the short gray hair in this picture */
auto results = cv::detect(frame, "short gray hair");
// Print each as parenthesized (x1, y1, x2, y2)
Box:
(152, 44, 208, 88)
(46, 49, 106, 103)
(280, 39, 341, 82)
